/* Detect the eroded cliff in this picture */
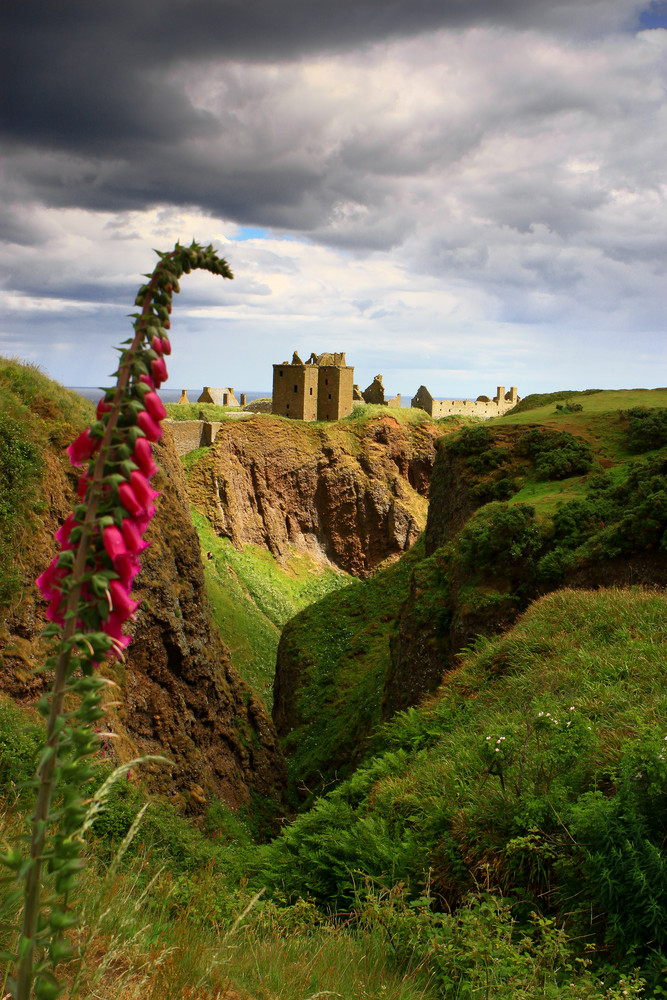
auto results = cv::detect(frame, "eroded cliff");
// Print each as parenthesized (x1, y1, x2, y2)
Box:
(186, 412, 439, 578)
(0, 362, 286, 814)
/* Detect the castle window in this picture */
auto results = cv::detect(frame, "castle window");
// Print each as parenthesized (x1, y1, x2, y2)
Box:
(286, 403, 289, 409)
(325, 379, 328, 385)
(293, 385, 297, 392)
(328, 393, 332, 399)
(309, 387, 313, 395)
(279, 370, 283, 376)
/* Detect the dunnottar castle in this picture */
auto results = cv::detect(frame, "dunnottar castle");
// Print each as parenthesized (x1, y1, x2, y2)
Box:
(170, 351, 520, 455)
(270, 351, 519, 420)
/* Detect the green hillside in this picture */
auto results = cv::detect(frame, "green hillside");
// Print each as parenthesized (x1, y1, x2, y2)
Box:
(191, 508, 350, 707)
(276, 395, 667, 795)
(257, 587, 667, 994)
(0, 357, 92, 613)
(1, 367, 666, 998)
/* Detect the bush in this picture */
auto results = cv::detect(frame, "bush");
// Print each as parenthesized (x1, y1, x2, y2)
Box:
(0, 697, 44, 791)
(448, 425, 492, 455)
(625, 407, 667, 453)
(517, 428, 594, 480)
(471, 476, 521, 504)
(456, 502, 542, 575)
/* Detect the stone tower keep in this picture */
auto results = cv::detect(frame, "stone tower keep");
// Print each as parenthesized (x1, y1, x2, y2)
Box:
(272, 351, 354, 421)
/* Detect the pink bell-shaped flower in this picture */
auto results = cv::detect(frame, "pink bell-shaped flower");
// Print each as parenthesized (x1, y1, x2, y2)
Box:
(67, 428, 99, 466)
(118, 482, 144, 518)
(129, 470, 159, 507)
(121, 517, 149, 554)
(133, 436, 158, 478)
(108, 579, 140, 620)
(137, 410, 163, 442)
(143, 391, 167, 422)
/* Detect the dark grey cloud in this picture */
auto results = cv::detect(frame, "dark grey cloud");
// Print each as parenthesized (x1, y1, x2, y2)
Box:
(2, 2, 640, 184)
(2, 0, 664, 399)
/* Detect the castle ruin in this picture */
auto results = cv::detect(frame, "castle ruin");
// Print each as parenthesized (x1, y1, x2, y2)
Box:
(272, 351, 355, 421)
(197, 386, 240, 407)
(411, 385, 519, 419)
(361, 374, 401, 408)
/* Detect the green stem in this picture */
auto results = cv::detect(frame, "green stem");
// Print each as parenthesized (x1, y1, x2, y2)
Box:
(14, 262, 168, 1000)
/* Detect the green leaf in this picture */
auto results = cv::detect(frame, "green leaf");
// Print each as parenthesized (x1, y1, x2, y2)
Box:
(0, 847, 24, 870)
(36, 743, 57, 772)
(34, 970, 65, 1000)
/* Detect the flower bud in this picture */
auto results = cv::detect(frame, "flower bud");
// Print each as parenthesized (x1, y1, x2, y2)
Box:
(137, 410, 163, 442)
(133, 436, 158, 478)
(144, 391, 167, 422)
(67, 429, 98, 466)
(151, 356, 168, 388)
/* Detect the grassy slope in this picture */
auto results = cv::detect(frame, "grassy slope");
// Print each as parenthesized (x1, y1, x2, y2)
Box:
(191, 508, 350, 708)
(277, 390, 667, 794)
(257, 588, 667, 991)
(279, 541, 425, 790)
(2, 589, 661, 998)
(0, 357, 92, 613)
(497, 388, 667, 518)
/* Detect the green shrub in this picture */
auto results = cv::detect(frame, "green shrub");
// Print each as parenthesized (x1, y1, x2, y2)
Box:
(0, 697, 44, 791)
(456, 502, 542, 575)
(448, 425, 492, 456)
(517, 428, 594, 480)
(625, 407, 667, 453)
(0, 411, 43, 607)
(471, 475, 521, 504)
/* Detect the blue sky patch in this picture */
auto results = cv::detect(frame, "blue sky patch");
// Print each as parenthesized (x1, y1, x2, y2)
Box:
(637, 1, 667, 29)
(231, 226, 270, 241)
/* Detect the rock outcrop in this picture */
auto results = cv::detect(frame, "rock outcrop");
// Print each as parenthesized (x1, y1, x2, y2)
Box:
(186, 414, 439, 578)
(0, 371, 286, 814)
(121, 427, 287, 812)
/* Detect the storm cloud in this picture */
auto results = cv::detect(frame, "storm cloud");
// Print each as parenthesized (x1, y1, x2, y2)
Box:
(1, 0, 665, 394)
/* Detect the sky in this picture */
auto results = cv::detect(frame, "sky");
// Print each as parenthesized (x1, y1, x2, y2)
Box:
(1, 1, 666, 399)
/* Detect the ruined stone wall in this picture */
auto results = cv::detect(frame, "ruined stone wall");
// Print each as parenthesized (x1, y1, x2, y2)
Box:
(362, 376, 386, 405)
(411, 385, 519, 420)
(166, 419, 206, 456)
(165, 419, 225, 456)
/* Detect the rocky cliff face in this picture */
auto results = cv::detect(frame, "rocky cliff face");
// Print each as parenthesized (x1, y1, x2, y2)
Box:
(186, 413, 439, 578)
(0, 379, 286, 814)
(120, 428, 287, 812)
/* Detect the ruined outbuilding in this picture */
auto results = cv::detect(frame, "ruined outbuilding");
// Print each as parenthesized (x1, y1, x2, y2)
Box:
(362, 374, 401, 409)
(272, 351, 355, 421)
(411, 385, 519, 419)
(197, 386, 239, 407)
